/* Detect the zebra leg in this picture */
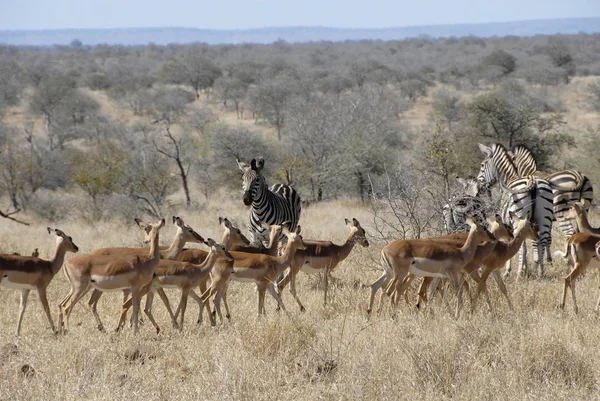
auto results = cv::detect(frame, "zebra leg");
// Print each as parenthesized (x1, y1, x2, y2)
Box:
(535, 240, 544, 277)
(517, 241, 528, 277)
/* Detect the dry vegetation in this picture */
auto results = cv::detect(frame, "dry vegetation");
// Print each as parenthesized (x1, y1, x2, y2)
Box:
(1, 197, 600, 400)
(1, 34, 600, 400)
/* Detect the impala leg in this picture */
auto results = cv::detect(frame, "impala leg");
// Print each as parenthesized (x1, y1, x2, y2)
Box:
(16, 289, 30, 336)
(87, 289, 105, 331)
(62, 286, 91, 333)
(142, 290, 162, 334)
(156, 288, 178, 329)
(287, 266, 306, 312)
(213, 290, 223, 324)
(323, 268, 330, 307)
(492, 270, 513, 310)
(57, 288, 74, 334)
(368, 271, 390, 314)
(267, 282, 286, 312)
(37, 286, 56, 334)
(561, 264, 581, 313)
(130, 287, 141, 335)
(257, 285, 267, 316)
(222, 284, 231, 320)
(416, 277, 432, 308)
(195, 281, 208, 325)
(175, 288, 190, 331)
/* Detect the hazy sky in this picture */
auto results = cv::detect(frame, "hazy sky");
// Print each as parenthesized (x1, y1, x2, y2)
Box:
(1, 0, 599, 30)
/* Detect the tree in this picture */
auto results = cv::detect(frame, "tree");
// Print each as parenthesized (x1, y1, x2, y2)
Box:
(213, 76, 248, 118)
(247, 76, 298, 140)
(467, 82, 565, 149)
(541, 40, 576, 83)
(158, 48, 222, 98)
(29, 73, 77, 150)
(482, 49, 516, 76)
(0, 57, 23, 111)
(430, 89, 465, 129)
(70, 141, 128, 219)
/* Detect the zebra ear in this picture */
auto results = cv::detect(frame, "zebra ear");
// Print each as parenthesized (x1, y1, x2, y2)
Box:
(236, 158, 249, 171)
(256, 158, 265, 172)
(478, 143, 492, 157)
(250, 159, 257, 171)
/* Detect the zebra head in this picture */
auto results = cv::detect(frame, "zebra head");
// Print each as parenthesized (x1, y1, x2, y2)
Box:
(237, 157, 265, 206)
(477, 143, 498, 194)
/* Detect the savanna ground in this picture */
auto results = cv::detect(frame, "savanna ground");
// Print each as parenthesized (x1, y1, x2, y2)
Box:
(1, 195, 600, 401)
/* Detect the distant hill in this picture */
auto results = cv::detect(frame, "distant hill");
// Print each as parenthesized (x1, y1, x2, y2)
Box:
(1, 18, 599, 46)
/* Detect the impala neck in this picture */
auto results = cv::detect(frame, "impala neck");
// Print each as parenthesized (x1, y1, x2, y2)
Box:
(338, 230, 358, 260)
(162, 228, 186, 260)
(274, 242, 300, 271)
(266, 232, 280, 255)
(460, 225, 479, 262)
(197, 247, 217, 273)
(504, 225, 530, 260)
(148, 229, 161, 262)
(50, 238, 69, 276)
(574, 210, 600, 235)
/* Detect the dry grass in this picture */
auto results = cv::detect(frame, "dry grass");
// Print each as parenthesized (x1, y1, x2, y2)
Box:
(1, 199, 600, 400)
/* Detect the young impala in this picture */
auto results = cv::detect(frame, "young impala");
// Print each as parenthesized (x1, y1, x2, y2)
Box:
(0, 228, 78, 336)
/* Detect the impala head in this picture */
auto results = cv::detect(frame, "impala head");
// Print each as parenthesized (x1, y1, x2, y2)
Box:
(47, 227, 79, 253)
(465, 217, 496, 241)
(509, 211, 538, 240)
(344, 218, 369, 247)
(135, 218, 166, 244)
(564, 201, 586, 220)
(486, 214, 514, 242)
(204, 238, 235, 262)
(281, 224, 306, 251)
(219, 216, 251, 247)
(237, 157, 265, 206)
(172, 216, 205, 244)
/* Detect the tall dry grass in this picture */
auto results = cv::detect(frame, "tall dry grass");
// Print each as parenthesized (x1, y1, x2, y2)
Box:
(0, 197, 600, 400)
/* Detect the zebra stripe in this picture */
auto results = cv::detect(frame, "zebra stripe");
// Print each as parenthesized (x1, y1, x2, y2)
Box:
(477, 143, 554, 277)
(238, 158, 302, 243)
(510, 145, 594, 237)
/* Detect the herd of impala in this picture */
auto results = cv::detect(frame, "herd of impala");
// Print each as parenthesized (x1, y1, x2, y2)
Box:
(1, 203, 599, 336)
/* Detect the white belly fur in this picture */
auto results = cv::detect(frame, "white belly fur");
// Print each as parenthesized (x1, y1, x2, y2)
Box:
(300, 264, 322, 274)
(1, 278, 36, 290)
(90, 275, 131, 292)
(409, 258, 452, 279)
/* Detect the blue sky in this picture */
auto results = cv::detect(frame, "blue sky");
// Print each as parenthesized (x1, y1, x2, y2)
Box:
(1, 0, 599, 30)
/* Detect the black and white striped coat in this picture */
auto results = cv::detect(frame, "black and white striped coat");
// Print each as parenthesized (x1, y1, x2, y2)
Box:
(477, 143, 554, 277)
(510, 145, 594, 237)
(237, 158, 302, 244)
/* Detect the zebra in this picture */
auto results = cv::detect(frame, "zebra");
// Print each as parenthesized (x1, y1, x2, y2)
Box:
(442, 178, 489, 234)
(477, 143, 554, 277)
(236, 157, 302, 244)
(509, 145, 594, 238)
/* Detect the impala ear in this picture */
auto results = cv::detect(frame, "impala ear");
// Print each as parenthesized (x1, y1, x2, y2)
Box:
(344, 218, 351, 226)
(174, 216, 184, 227)
(158, 218, 166, 228)
(295, 225, 302, 235)
(219, 217, 224, 225)
(352, 218, 360, 227)
(47, 227, 53, 235)
(134, 218, 143, 227)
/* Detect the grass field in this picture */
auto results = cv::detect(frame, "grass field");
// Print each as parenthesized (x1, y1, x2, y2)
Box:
(1, 196, 600, 400)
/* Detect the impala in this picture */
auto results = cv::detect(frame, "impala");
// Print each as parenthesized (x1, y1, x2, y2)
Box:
(368, 218, 492, 316)
(229, 225, 306, 315)
(86, 216, 204, 331)
(58, 218, 165, 335)
(277, 218, 369, 311)
(472, 214, 538, 309)
(554, 205, 600, 313)
(116, 238, 234, 331)
(0, 228, 78, 336)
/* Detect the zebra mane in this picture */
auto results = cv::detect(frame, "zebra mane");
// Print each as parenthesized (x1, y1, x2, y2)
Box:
(490, 143, 520, 182)
(510, 145, 537, 177)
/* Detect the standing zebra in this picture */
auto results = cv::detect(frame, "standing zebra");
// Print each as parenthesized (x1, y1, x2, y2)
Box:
(237, 157, 302, 244)
(510, 145, 594, 238)
(477, 143, 554, 277)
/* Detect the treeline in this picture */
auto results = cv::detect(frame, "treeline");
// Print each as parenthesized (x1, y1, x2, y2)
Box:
(0, 33, 599, 223)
